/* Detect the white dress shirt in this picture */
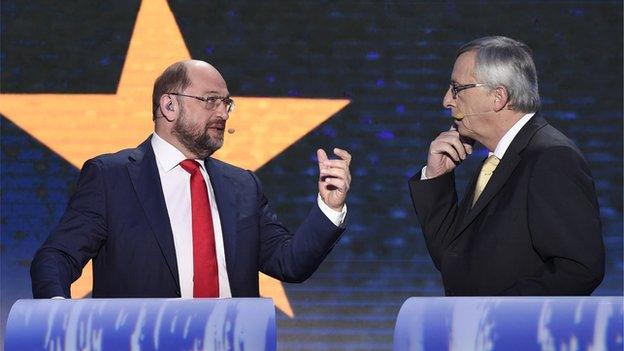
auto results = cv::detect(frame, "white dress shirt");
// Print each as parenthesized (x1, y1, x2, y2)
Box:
(489, 112, 535, 159)
(421, 112, 535, 180)
(151, 132, 346, 298)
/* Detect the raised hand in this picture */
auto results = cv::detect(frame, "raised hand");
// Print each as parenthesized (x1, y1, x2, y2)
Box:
(317, 148, 352, 211)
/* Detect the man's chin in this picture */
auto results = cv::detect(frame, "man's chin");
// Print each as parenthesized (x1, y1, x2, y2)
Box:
(208, 130, 225, 141)
(189, 139, 222, 159)
(210, 136, 224, 149)
(196, 147, 219, 159)
(205, 142, 223, 157)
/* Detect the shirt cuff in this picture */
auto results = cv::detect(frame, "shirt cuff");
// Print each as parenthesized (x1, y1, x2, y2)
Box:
(420, 165, 429, 180)
(51, 296, 66, 299)
(317, 194, 347, 227)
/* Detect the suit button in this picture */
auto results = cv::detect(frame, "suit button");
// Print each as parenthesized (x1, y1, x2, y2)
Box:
(176, 290, 181, 296)
(446, 290, 454, 296)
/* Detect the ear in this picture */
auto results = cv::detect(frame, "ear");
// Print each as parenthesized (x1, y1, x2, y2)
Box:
(159, 94, 178, 122)
(491, 86, 509, 112)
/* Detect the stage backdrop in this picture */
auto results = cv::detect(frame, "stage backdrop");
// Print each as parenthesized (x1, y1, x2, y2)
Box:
(1, 1, 622, 349)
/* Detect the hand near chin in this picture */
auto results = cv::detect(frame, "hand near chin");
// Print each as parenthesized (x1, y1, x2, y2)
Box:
(426, 127, 473, 178)
(317, 148, 352, 211)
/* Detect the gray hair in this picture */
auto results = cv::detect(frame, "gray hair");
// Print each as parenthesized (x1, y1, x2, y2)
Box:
(458, 36, 540, 113)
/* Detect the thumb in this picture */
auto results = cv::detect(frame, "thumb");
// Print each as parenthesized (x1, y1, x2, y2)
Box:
(317, 148, 328, 166)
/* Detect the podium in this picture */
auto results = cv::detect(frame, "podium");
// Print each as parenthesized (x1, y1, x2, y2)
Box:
(5, 298, 275, 351)
(393, 296, 623, 351)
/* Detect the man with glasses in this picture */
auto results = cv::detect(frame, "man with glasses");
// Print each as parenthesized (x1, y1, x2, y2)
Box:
(31, 60, 351, 299)
(409, 36, 604, 295)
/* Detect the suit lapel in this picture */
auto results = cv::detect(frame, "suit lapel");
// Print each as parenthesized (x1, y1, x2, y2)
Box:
(127, 137, 180, 290)
(457, 114, 548, 234)
(458, 153, 522, 233)
(454, 167, 481, 233)
(205, 158, 238, 278)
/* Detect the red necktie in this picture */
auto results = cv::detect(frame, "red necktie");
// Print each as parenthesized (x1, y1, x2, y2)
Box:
(179, 159, 219, 297)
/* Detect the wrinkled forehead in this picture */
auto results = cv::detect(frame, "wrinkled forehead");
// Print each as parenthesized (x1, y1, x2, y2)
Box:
(187, 62, 229, 95)
(451, 51, 477, 83)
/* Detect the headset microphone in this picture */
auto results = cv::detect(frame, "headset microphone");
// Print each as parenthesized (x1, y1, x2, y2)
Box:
(227, 128, 235, 134)
(453, 111, 490, 120)
(454, 112, 466, 120)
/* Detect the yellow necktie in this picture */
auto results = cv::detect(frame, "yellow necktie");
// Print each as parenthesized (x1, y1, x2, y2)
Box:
(472, 155, 500, 206)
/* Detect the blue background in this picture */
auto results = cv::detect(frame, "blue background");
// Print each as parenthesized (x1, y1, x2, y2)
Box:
(1, 1, 622, 349)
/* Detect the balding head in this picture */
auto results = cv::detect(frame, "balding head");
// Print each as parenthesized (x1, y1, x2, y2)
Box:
(183, 60, 227, 95)
(184, 60, 222, 77)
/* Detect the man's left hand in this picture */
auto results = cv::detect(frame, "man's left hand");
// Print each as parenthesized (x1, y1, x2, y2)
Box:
(317, 148, 352, 211)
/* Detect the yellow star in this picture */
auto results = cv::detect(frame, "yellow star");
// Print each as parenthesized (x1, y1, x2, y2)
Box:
(0, 0, 349, 318)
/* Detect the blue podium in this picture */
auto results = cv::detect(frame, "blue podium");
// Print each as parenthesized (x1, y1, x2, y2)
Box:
(394, 297, 623, 351)
(5, 298, 275, 351)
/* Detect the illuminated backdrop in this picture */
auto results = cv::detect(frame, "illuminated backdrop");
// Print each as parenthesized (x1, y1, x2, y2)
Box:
(2, 1, 622, 349)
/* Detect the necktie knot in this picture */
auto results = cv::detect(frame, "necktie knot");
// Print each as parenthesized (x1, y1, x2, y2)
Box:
(180, 159, 201, 174)
(472, 155, 501, 206)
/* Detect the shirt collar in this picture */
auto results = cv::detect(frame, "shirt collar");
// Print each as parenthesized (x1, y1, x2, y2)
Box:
(491, 112, 535, 159)
(150, 132, 206, 173)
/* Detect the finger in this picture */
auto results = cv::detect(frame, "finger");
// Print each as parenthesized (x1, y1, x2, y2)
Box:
(446, 136, 468, 160)
(439, 133, 469, 159)
(317, 148, 328, 163)
(432, 142, 461, 162)
(317, 149, 329, 171)
(333, 148, 352, 165)
(441, 130, 472, 155)
(320, 170, 351, 189)
(323, 177, 347, 192)
(320, 167, 348, 180)
(440, 130, 460, 138)
(322, 159, 349, 171)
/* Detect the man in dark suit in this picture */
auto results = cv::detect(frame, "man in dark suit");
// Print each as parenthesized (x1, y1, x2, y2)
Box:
(409, 36, 604, 295)
(31, 60, 351, 298)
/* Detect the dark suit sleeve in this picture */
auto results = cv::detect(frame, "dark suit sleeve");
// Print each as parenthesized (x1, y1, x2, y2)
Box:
(248, 172, 345, 283)
(408, 171, 459, 270)
(503, 146, 605, 295)
(30, 159, 108, 298)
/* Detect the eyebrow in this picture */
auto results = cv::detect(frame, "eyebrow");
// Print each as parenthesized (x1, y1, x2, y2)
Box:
(204, 91, 230, 97)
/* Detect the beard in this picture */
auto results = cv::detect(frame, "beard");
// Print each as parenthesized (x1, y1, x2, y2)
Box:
(171, 107, 224, 159)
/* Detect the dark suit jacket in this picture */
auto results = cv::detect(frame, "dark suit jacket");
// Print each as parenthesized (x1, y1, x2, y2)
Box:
(409, 114, 604, 296)
(31, 137, 345, 298)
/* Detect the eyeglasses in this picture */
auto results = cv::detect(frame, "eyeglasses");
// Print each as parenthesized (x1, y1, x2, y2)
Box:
(449, 82, 486, 99)
(168, 92, 235, 113)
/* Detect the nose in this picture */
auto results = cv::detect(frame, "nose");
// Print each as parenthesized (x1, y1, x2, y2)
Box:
(215, 102, 230, 120)
(442, 87, 455, 109)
